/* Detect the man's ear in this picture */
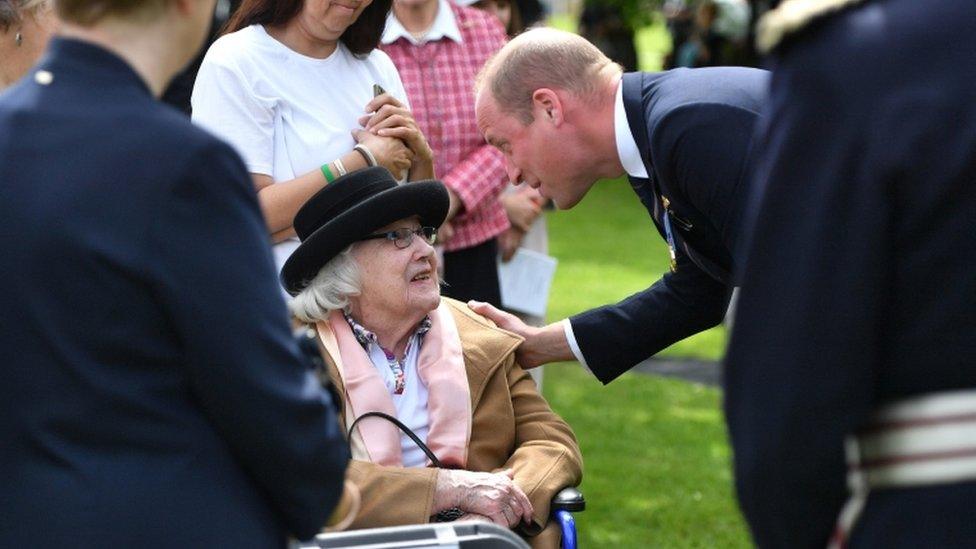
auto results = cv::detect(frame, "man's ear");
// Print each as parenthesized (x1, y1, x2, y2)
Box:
(531, 88, 565, 126)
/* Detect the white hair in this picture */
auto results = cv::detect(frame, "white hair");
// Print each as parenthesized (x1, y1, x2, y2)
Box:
(288, 246, 361, 323)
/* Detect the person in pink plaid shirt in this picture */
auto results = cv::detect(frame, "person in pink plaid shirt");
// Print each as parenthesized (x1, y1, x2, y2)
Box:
(381, 0, 510, 307)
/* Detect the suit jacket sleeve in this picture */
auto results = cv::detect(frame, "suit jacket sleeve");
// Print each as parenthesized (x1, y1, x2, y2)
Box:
(724, 52, 882, 547)
(570, 250, 729, 384)
(151, 141, 349, 540)
(503, 358, 583, 536)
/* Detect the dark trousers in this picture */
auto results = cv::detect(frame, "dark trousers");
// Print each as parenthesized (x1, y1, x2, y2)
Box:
(442, 238, 502, 307)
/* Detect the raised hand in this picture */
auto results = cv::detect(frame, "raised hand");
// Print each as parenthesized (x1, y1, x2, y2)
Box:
(360, 94, 434, 179)
(501, 188, 543, 233)
(467, 300, 573, 368)
(352, 128, 412, 177)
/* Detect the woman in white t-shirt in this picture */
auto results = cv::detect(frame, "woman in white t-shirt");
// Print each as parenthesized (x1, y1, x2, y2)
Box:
(192, 0, 434, 271)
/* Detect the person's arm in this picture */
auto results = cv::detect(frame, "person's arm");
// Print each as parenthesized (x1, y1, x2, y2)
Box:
(251, 128, 412, 241)
(724, 57, 880, 547)
(344, 462, 531, 529)
(151, 141, 349, 540)
(571, 251, 729, 383)
(191, 52, 412, 238)
(501, 358, 583, 536)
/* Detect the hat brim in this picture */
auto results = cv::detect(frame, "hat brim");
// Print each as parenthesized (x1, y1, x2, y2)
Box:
(281, 180, 449, 296)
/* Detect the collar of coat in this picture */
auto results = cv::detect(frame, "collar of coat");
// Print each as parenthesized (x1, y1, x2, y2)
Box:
(317, 297, 524, 423)
(757, 0, 869, 54)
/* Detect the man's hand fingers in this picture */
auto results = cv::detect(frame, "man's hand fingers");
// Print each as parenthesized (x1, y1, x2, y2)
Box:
(468, 300, 511, 328)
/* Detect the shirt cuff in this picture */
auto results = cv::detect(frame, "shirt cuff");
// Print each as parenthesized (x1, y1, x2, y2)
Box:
(562, 318, 593, 375)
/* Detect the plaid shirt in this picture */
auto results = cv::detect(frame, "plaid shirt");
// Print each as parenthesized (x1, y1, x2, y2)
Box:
(381, 3, 510, 252)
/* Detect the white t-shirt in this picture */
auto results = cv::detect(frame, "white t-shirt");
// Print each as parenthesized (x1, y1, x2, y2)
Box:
(191, 25, 409, 270)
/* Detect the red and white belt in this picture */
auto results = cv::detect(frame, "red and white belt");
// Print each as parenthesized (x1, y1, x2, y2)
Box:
(829, 389, 976, 549)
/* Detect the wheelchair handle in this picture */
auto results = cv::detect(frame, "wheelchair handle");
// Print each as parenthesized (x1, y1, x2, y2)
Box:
(551, 487, 585, 513)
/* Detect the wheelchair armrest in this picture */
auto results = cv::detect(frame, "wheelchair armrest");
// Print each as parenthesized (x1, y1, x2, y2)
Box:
(551, 487, 585, 513)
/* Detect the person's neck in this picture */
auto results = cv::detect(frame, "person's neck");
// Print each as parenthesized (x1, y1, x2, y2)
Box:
(59, 21, 183, 97)
(0, 13, 56, 90)
(350, 309, 426, 360)
(394, 0, 440, 36)
(582, 70, 627, 179)
(266, 19, 339, 59)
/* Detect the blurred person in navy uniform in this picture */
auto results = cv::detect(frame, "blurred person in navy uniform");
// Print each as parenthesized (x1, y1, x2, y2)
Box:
(726, 0, 976, 547)
(471, 28, 767, 383)
(0, 0, 348, 546)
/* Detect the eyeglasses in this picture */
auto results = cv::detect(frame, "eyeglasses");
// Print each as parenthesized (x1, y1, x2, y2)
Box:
(358, 226, 437, 249)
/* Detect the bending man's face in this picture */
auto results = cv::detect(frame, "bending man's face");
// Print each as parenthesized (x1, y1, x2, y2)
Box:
(475, 90, 593, 209)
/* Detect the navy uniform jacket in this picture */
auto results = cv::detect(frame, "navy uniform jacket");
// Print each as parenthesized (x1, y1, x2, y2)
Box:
(570, 68, 768, 382)
(0, 39, 349, 547)
(726, 1, 976, 546)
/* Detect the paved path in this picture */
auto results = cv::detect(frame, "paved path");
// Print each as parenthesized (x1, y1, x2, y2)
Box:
(632, 357, 721, 387)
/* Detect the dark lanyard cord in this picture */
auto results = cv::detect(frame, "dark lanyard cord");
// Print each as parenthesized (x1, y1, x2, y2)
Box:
(348, 411, 445, 468)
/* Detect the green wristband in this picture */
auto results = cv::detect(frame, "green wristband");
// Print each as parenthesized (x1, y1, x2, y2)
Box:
(321, 163, 336, 183)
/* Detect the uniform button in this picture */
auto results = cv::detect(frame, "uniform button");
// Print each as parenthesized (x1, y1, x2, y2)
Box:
(34, 71, 53, 85)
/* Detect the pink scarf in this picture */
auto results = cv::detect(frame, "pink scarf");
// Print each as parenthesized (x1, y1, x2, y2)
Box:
(317, 301, 471, 468)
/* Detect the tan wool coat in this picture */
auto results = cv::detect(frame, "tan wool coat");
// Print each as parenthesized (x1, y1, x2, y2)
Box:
(318, 298, 583, 548)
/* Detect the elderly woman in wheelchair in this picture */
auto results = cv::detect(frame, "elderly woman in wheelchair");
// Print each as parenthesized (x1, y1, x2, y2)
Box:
(282, 167, 583, 548)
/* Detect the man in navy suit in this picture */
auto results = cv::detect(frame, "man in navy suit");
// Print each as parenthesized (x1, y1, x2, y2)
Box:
(726, 1, 976, 546)
(0, 0, 348, 546)
(471, 28, 767, 383)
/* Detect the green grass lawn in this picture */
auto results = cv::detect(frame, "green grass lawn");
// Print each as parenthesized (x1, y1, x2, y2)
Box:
(546, 178, 726, 361)
(540, 179, 750, 547)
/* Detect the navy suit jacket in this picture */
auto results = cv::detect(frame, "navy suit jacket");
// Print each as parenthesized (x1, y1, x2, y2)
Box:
(0, 39, 348, 547)
(726, 1, 976, 546)
(570, 68, 768, 382)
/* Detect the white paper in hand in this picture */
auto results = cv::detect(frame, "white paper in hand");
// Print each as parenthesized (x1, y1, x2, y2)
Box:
(497, 248, 558, 318)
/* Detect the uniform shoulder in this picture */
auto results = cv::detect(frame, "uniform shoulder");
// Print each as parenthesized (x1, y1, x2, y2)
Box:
(757, 0, 869, 54)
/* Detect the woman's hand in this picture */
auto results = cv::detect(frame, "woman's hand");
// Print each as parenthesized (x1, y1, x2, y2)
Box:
(434, 468, 534, 528)
(438, 220, 455, 246)
(498, 227, 524, 262)
(360, 94, 434, 180)
(352, 129, 412, 176)
(501, 187, 544, 232)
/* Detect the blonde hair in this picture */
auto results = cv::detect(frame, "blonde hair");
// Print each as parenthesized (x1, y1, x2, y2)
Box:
(0, 0, 49, 29)
(477, 27, 620, 124)
(55, 0, 167, 26)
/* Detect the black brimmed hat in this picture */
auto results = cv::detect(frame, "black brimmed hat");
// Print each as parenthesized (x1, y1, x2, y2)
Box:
(281, 167, 449, 296)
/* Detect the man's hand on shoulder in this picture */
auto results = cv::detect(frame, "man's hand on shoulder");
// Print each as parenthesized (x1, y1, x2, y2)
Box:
(467, 301, 574, 368)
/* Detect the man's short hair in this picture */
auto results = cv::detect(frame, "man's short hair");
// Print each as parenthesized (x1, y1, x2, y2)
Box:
(55, 0, 168, 26)
(478, 28, 620, 124)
